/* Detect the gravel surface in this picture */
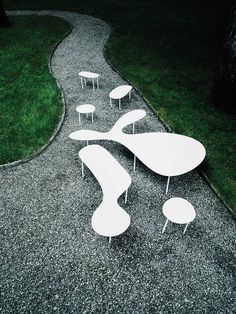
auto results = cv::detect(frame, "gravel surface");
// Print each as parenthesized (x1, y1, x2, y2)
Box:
(1, 10, 235, 313)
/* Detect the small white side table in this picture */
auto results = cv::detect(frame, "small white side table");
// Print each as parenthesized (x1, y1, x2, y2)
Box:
(162, 197, 196, 234)
(79, 71, 99, 91)
(76, 104, 95, 124)
(109, 85, 132, 109)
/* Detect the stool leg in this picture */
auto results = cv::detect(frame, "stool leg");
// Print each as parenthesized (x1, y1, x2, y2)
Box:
(119, 98, 121, 110)
(109, 236, 112, 244)
(110, 98, 112, 108)
(166, 176, 170, 194)
(92, 112, 94, 123)
(132, 122, 135, 134)
(183, 223, 189, 234)
(79, 113, 81, 124)
(162, 219, 168, 233)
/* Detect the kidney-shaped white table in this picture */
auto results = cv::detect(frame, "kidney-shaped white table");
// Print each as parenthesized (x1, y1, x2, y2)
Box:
(79, 71, 99, 91)
(109, 85, 132, 109)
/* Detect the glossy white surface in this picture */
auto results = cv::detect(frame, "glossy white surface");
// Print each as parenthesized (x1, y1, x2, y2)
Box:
(79, 71, 99, 78)
(162, 197, 196, 224)
(76, 104, 95, 114)
(70, 110, 206, 177)
(79, 144, 131, 238)
(109, 85, 132, 100)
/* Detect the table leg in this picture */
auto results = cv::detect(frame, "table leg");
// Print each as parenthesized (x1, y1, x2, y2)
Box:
(132, 122, 135, 134)
(84, 78, 87, 86)
(125, 188, 128, 204)
(79, 113, 81, 124)
(183, 223, 189, 234)
(81, 76, 84, 88)
(166, 176, 170, 194)
(110, 98, 112, 108)
(109, 236, 112, 244)
(92, 78, 95, 92)
(92, 112, 94, 124)
(119, 98, 121, 110)
(86, 140, 89, 146)
(97, 77, 99, 89)
(133, 155, 136, 171)
(162, 219, 168, 233)
(81, 161, 84, 178)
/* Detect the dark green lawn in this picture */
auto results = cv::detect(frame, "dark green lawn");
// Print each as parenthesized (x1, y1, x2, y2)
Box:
(4, 0, 236, 212)
(0, 16, 70, 164)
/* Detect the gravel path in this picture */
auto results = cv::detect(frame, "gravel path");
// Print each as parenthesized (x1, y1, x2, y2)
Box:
(1, 10, 235, 313)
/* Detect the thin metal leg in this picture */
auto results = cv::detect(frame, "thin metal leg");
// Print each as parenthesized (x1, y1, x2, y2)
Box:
(166, 176, 170, 194)
(132, 122, 135, 134)
(133, 155, 136, 171)
(81, 161, 84, 177)
(92, 112, 94, 123)
(109, 236, 112, 244)
(162, 219, 168, 233)
(129, 91, 131, 99)
(92, 78, 95, 92)
(125, 189, 128, 204)
(97, 77, 99, 89)
(119, 98, 121, 110)
(110, 98, 112, 108)
(183, 223, 189, 234)
(86, 140, 89, 146)
(84, 78, 87, 86)
(81, 76, 84, 88)
(79, 113, 81, 124)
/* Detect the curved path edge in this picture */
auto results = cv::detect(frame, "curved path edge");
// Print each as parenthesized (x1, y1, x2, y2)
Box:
(0, 11, 72, 170)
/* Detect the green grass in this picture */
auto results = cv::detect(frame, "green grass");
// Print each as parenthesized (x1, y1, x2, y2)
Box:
(0, 16, 70, 164)
(4, 1, 236, 212)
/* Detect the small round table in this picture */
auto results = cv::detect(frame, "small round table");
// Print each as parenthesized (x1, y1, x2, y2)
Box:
(162, 197, 196, 234)
(76, 104, 95, 124)
(79, 71, 99, 91)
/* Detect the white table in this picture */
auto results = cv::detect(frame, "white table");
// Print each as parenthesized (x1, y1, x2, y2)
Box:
(109, 85, 132, 109)
(79, 144, 131, 243)
(76, 104, 95, 124)
(69, 110, 206, 193)
(162, 197, 196, 234)
(79, 71, 99, 91)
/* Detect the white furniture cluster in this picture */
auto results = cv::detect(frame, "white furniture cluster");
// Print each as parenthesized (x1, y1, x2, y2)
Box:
(71, 71, 205, 242)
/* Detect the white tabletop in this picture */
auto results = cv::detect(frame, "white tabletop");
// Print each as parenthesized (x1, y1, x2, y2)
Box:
(76, 104, 95, 114)
(109, 85, 132, 99)
(70, 110, 206, 177)
(79, 144, 131, 237)
(162, 197, 196, 224)
(79, 71, 99, 79)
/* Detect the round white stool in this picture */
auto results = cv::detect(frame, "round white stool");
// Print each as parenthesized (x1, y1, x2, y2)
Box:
(162, 197, 196, 234)
(76, 104, 95, 124)
(79, 71, 99, 91)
